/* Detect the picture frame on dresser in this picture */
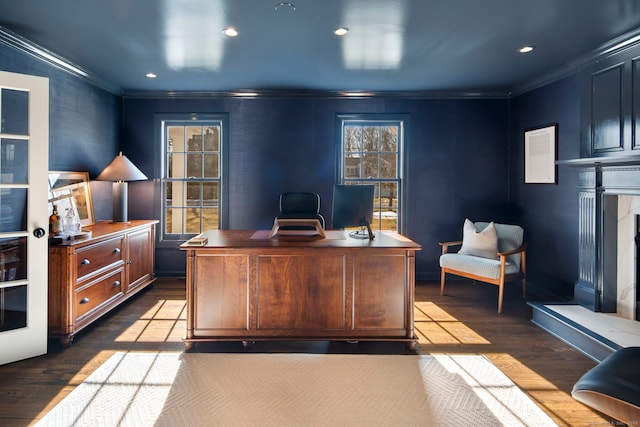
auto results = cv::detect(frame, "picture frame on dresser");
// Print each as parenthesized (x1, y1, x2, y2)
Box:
(48, 171, 95, 226)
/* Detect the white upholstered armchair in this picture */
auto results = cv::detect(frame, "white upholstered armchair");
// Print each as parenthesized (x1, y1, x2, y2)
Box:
(439, 220, 527, 314)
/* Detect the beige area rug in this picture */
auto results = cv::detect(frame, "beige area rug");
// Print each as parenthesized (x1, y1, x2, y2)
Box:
(36, 352, 557, 427)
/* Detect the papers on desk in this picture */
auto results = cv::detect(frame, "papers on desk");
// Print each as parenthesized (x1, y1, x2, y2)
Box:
(185, 236, 208, 246)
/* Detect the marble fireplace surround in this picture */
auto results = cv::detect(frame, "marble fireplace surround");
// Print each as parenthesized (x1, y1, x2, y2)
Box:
(605, 194, 639, 319)
(559, 155, 640, 319)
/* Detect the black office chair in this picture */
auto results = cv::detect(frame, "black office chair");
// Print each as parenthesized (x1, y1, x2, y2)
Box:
(275, 192, 326, 229)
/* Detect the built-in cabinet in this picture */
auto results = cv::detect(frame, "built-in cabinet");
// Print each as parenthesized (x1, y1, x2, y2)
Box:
(580, 43, 640, 158)
(48, 220, 157, 345)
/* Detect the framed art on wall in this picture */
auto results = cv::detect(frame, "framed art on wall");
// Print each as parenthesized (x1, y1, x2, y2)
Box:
(48, 171, 95, 226)
(524, 124, 558, 184)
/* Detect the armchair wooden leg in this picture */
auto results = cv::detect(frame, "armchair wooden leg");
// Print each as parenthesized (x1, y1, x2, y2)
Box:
(440, 269, 446, 295)
(497, 281, 504, 314)
(521, 251, 527, 298)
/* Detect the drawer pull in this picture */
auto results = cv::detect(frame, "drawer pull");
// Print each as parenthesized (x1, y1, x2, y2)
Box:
(81, 259, 90, 266)
(80, 297, 90, 304)
(113, 248, 121, 254)
(113, 281, 121, 287)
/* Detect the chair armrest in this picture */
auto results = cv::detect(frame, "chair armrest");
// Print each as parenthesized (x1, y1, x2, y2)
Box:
(439, 240, 463, 254)
(499, 242, 527, 257)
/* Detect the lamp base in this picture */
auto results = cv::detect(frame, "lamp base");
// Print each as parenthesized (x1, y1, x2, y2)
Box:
(112, 181, 129, 223)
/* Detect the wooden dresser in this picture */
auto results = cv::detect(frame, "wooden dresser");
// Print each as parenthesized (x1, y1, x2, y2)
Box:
(48, 220, 157, 346)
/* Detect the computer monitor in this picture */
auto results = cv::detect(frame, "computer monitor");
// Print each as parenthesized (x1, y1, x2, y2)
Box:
(331, 184, 375, 239)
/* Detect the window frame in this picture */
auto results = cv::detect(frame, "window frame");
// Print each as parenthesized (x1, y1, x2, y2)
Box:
(336, 114, 408, 234)
(156, 113, 229, 242)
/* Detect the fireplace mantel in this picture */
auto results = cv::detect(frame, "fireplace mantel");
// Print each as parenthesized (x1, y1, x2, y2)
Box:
(557, 154, 640, 313)
(556, 154, 640, 168)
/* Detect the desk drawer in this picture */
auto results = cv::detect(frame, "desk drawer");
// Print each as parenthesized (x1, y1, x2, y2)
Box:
(74, 268, 125, 321)
(75, 237, 124, 282)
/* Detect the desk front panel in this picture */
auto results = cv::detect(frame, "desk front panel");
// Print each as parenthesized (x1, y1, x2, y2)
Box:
(184, 232, 419, 344)
(256, 254, 346, 330)
(193, 253, 250, 331)
(353, 254, 408, 331)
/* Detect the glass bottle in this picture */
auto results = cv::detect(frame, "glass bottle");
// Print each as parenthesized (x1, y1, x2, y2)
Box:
(70, 209, 81, 234)
(63, 208, 80, 236)
(49, 205, 60, 235)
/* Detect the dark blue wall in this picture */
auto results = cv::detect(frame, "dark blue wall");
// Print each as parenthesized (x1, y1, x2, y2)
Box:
(122, 96, 510, 279)
(0, 43, 121, 221)
(508, 76, 582, 299)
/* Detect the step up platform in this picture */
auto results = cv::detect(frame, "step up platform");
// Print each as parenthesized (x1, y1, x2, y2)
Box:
(529, 302, 640, 362)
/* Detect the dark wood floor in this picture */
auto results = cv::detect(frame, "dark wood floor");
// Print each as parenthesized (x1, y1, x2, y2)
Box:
(0, 278, 614, 426)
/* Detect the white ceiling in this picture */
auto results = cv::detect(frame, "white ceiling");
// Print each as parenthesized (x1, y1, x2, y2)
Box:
(2, 0, 640, 94)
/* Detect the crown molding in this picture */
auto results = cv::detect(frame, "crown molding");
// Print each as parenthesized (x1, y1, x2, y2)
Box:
(0, 26, 121, 95)
(121, 88, 510, 100)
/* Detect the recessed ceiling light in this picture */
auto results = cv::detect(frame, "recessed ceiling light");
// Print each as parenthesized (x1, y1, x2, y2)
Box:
(146, 72, 157, 78)
(340, 91, 374, 97)
(334, 27, 350, 36)
(222, 27, 239, 37)
(233, 91, 259, 97)
(518, 45, 535, 53)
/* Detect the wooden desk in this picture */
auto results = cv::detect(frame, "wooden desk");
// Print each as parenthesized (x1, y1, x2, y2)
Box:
(180, 230, 421, 349)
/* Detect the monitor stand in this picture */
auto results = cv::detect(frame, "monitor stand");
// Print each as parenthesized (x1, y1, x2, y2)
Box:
(348, 222, 374, 240)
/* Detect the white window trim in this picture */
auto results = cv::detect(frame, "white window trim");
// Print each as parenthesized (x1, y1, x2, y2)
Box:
(156, 113, 229, 242)
(337, 114, 408, 234)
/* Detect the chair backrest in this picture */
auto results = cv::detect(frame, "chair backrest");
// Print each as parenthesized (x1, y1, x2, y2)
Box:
(475, 222, 524, 267)
(279, 192, 320, 214)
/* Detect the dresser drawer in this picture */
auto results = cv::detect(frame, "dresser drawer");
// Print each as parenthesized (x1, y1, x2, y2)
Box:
(74, 268, 125, 321)
(74, 236, 124, 282)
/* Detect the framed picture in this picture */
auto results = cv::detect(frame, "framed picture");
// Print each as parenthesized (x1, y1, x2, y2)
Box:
(48, 171, 95, 226)
(524, 124, 558, 184)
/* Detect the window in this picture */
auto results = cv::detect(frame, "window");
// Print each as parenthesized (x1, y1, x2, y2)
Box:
(338, 115, 405, 233)
(160, 115, 228, 240)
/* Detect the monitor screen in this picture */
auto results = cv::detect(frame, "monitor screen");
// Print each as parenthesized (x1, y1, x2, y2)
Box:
(332, 184, 375, 238)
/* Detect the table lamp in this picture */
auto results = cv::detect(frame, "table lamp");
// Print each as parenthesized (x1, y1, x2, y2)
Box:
(96, 152, 147, 222)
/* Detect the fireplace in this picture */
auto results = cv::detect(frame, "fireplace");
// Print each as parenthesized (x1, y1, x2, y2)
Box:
(636, 215, 640, 320)
(530, 156, 640, 360)
(603, 195, 640, 320)
(560, 155, 640, 318)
